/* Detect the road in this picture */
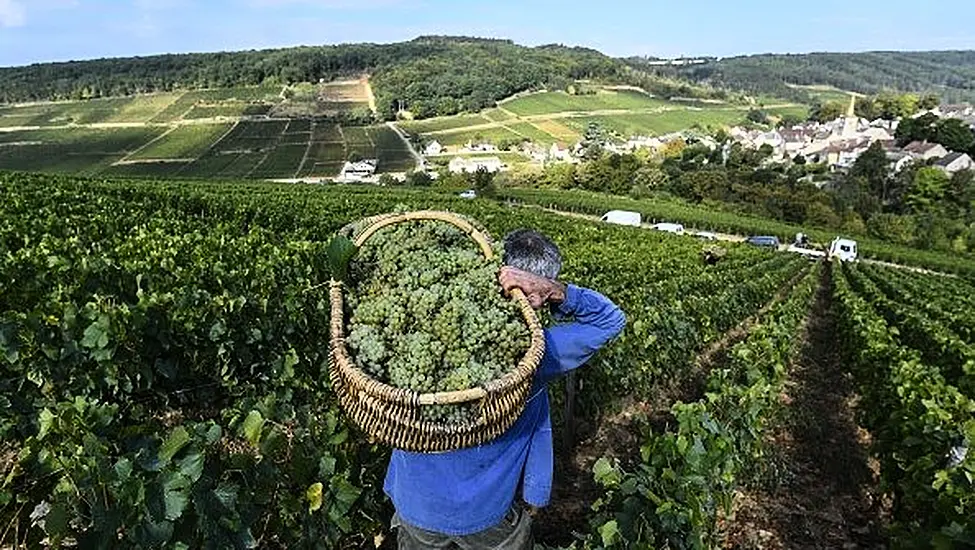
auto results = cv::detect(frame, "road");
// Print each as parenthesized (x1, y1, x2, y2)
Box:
(512, 202, 955, 277)
(386, 121, 423, 171)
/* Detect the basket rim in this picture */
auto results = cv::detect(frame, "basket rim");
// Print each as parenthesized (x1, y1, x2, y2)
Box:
(329, 210, 545, 407)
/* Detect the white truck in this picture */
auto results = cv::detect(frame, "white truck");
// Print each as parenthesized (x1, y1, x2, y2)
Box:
(651, 222, 685, 235)
(600, 210, 641, 227)
(829, 237, 858, 262)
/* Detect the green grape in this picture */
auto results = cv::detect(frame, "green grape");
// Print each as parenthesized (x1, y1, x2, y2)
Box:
(345, 219, 531, 424)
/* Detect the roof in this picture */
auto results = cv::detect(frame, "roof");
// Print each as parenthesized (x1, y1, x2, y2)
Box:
(934, 152, 971, 167)
(904, 141, 942, 154)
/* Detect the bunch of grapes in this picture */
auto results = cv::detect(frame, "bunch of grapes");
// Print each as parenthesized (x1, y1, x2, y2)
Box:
(346, 220, 530, 424)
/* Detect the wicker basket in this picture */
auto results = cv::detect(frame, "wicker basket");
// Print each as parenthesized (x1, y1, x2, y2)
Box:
(328, 211, 546, 452)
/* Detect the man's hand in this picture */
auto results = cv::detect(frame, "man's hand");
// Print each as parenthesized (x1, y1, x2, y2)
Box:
(498, 266, 566, 309)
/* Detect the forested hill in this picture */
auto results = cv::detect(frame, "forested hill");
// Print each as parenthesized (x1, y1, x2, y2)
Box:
(0, 36, 625, 119)
(660, 51, 975, 103)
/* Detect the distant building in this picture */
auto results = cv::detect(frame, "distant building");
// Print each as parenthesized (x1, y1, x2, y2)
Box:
(423, 140, 443, 156)
(886, 151, 914, 172)
(339, 159, 378, 181)
(463, 142, 497, 153)
(903, 141, 949, 161)
(934, 152, 974, 174)
(448, 156, 505, 174)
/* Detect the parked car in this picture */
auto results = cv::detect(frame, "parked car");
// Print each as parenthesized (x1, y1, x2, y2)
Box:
(458, 189, 477, 199)
(600, 210, 641, 227)
(651, 222, 685, 235)
(829, 237, 858, 262)
(746, 235, 781, 249)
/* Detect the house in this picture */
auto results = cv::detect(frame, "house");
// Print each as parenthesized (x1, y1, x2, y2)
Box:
(625, 135, 662, 152)
(826, 140, 870, 169)
(886, 151, 914, 172)
(448, 156, 505, 174)
(423, 140, 443, 156)
(339, 159, 378, 181)
(903, 141, 949, 161)
(549, 143, 574, 162)
(862, 127, 894, 142)
(934, 152, 974, 174)
(463, 142, 497, 153)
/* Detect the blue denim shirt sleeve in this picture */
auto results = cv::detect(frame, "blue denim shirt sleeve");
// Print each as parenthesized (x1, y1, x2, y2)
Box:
(537, 284, 626, 384)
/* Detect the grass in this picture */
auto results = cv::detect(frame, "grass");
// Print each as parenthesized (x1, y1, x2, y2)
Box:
(434, 127, 523, 147)
(767, 105, 811, 120)
(401, 114, 490, 134)
(524, 120, 581, 143)
(251, 144, 307, 178)
(482, 108, 515, 122)
(0, 127, 165, 151)
(503, 90, 669, 117)
(370, 126, 416, 172)
(129, 123, 232, 160)
(505, 122, 557, 145)
(183, 103, 271, 119)
(106, 93, 182, 123)
(562, 109, 748, 137)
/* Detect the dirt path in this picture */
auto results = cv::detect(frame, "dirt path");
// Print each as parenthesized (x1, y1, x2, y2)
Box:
(387, 122, 422, 170)
(534, 267, 810, 547)
(722, 266, 887, 550)
(363, 76, 378, 115)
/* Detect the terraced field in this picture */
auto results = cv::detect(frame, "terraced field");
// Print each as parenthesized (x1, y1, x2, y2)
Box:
(401, 87, 809, 162)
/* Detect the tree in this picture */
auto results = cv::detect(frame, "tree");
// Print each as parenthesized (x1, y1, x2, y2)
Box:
(377, 173, 398, 186)
(746, 109, 769, 124)
(404, 170, 434, 187)
(894, 112, 939, 146)
(809, 101, 846, 123)
(849, 142, 890, 200)
(867, 213, 915, 244)
(919, 93, 941, 111)
(934, 118, 975, 153)
(632, 165, 670, 190)
(347, 151, 363, 163)
(854, 97, 879, 120)
(469, 167, 497, 197)
(905, 167, 950, 213)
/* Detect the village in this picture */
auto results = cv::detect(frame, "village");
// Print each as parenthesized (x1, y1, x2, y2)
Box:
(335, 97, 975, 183)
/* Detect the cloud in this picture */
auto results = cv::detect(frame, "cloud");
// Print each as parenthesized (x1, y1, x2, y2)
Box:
(0, 0, 26, 27)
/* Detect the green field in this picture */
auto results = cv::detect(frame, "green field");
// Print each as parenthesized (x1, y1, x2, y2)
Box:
(562, 108, 750, 136)
(400, 114, 490, 134)
(0, 119, 411, 179)
(433, 127, 523, 147)
(0, 95, 181, 126)
(128, 123, 232, 160)
(5, 174, 972, 548)
(503, 90, 669, 116)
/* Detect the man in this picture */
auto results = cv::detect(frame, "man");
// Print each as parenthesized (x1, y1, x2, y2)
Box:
(384, 229, 626, 549)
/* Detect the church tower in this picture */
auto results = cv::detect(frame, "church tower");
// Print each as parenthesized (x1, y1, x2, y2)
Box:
(841, 95, 858, 138)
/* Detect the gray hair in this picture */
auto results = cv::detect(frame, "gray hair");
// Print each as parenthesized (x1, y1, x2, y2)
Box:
(502, 229, 562, 280)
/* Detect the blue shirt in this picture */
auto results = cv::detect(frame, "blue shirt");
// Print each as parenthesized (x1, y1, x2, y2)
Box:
(384, 284, 626, 536)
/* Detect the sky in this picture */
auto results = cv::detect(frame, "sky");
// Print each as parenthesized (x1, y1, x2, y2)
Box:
(1, 0, 974, 67)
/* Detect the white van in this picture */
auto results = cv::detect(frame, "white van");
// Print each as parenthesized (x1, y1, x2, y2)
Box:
(652, 222, 685, 235)
(829, 238, 858, 262)
(600, 210, 641, 227)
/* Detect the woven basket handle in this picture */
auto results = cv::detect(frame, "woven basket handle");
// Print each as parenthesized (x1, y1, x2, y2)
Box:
(351, 210, 535, 405)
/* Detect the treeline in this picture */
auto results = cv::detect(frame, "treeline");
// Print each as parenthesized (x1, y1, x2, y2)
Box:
(474, 139, 975, 254)
(896, 113, 975, 156)
(0, 37, 624, 120)
(668, 51, 975, 103)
